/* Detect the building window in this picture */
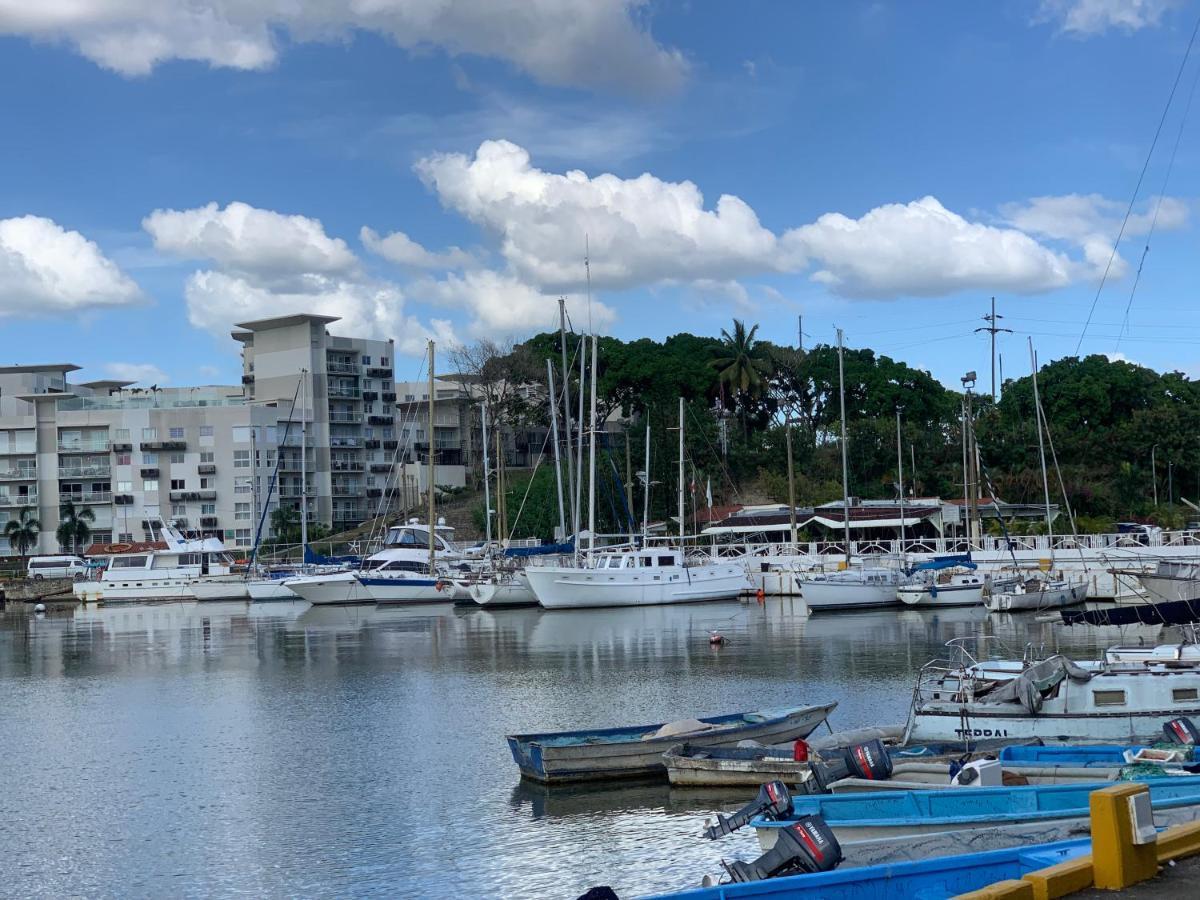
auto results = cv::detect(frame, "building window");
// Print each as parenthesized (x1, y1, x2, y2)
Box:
(169, 453, 185, 464)
(199, 477, 212, 489)
(232, 426, 251, 443)
(171, 503, 186, 517)
(143, 479, 159, 492)
(169, 427, 184, 439)
(200, 452, 214, 463)
(116, 481, 132, 492)
(234, 478, 252, 495)
(361, 355, 371, 365)
(383, 380, 392, 390)
(118, 532, 133, 543)
(199, 426, 214, 437)
(142, 427, 157, 440)
(114, 428, 130, 441)
(380, 357, 389, 367)
(235, 528, 252, 545)
(116, 453, 131, 466)
(201, 503, 215, 515)
(235, 502, 251, 520)
(142, 452, 158, 464)
(363, 427, 373, 437)
(170, 479, 185, 490)
(233, 450, 250, 468)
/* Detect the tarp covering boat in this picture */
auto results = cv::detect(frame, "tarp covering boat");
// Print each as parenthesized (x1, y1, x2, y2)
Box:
(504, 539, 575, 558)
(978, 655, 1094, 714)
(302, 545, 362, 566)
(1062, 597, 1200, 627)
(905, 553, 976, 576)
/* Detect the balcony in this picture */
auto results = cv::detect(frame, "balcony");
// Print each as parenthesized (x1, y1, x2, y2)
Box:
(170, 489, 217, 501)
(200, 516, 219, 528)
(60, 465, 111, 479)
(0, 467, 36, 480)
(361, 390, 378, 402)
(197, 463, 217, 475)
(366, 366, 392, 378)
(111, 442, 133, 453)
(242, 373, 254, 384)
(330, 437, 362, 449)
(326, 361, 359, 375)
(331, 460, 364, 472)
(363, 439, 380, 449)
(140, 440, 186, 451)
(329, 386, 361, 399)
(382, 392, 397, 403)
(0, 493, 37, 507)
(114, 494, 134, 505)
(332, 481, 362, 497)
(367, 414, 394, 426)
(369, 463, 391, 474)
(61, 491, 112, 504)
(382, 440, 398, 450)
(58, 440, 110, 453)
(140, 467, 160, 478)
(329, 411, 360, 424)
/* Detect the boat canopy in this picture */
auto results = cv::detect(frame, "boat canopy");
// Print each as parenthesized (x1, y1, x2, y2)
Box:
(303, 545, 362, 566)
(905, 552, 975, 576)
(977, 655, 1093, 714)
(504, 539, 575, 558)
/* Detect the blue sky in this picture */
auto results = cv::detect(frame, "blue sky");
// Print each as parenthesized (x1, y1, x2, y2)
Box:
(1, 0, 1198, 390)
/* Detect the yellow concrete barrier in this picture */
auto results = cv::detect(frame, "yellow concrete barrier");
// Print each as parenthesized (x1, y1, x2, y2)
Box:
(1021, 856, 1092, 900)
(1156, 818, 1200, 862)
(952, 879, 1034, 899)
(1089, 782, 1158, 890)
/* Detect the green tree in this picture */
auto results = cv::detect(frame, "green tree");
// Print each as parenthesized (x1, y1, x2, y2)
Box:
(57, 500, 95, 552)
(4, 506, 40, 560)
(713, 319, 769, 434)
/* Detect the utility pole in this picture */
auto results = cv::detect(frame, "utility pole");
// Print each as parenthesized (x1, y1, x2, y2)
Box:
(975, 297, 1012, 402)
(1152, 444, 1159, 508)
(798, 314, 803, 352)
(785, 418, 797, 546)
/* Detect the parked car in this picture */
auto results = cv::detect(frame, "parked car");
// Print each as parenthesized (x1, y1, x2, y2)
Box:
(27, 555, 88, 580)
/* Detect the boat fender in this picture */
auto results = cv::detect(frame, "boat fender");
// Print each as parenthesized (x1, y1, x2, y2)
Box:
(703, 780, 792, 839)
(434, 581, 445, 592)
(721, 815, 843, 883)
(708, 631, 726, 646)
(793, 739, 809, 762)
(756, 588, 765, 605)
(1164, 717, 1200, 746)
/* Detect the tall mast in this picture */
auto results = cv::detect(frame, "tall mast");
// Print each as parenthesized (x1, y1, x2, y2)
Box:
(427, 341, 436, 576)
(587, 333, 598, 556)
(677, 396, 686, 541)
(896, 409, 905, 549)
(1030, 340, 1054, 545)
(837, 328, 851, 564)
(480, 401, 492, 545)
(642, 419, 651, 538)
(961, 398, 969, 537)
(785, 418, 797, 546)
(574, 347, 585, 541)
(300, 368, 308, 550)
(547, 360, 566, 541)
(558, 297, 576, 532)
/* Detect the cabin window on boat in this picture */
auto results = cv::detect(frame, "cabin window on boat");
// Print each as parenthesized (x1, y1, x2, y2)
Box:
(1093, 690, 1127, 707)
(1174, 688, 1199, 702)
(177, 554, 201, 565)
(658, 556, 674, 566)
(110, 556, 149, 568)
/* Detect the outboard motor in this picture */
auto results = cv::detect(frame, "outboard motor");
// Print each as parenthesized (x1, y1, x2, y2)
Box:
(703, 781, 792, 839)
(1164, 717, 1200, 745)
(721, 816, 843, 883)
(803, 740, 894, 793)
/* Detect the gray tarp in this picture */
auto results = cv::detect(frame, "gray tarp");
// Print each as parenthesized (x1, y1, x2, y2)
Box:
(978, 655, 1094, 714)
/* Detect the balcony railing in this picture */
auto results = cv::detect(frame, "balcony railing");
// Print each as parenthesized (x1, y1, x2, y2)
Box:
(365, 366, 392, 378)
(169, 490, 217, 501)
(369, 463, 391, 473)
(59, 465, 111, 478)
(331, 460, 364, 472)
(111, 442, 133, 452)
(0, 468, 36, 480)
(329, 386, 361, 399)
(330, 437, 362, 448)
(367, 414, 394, 425)
(327, 362, 359, 375)
(329, 411, 360, 423)
(114, 494, 134, 505)
(60, 491, 112, 504)
(0, 493, 37, 507)
(197, 464, 217, 475)
(58, 441, 110, 453)
(140, 440, 186, 451)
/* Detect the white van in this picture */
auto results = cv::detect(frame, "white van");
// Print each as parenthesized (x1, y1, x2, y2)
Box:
(27, 556, 88, 580)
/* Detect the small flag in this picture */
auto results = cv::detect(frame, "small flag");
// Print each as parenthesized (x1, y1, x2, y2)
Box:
(706, 478, 713, 509)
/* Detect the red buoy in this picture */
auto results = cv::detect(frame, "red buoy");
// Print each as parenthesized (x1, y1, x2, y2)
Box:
(793, 739, 809, 762)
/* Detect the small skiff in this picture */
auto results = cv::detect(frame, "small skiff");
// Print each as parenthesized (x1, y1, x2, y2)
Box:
(506, 702, 837, 784)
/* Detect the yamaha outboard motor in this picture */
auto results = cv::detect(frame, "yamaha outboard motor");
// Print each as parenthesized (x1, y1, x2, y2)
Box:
(703, 780, 792, 839)
(803, 740, 894, 793)
(1164, 717, 1200, 745)
(721, 816, 843, 883)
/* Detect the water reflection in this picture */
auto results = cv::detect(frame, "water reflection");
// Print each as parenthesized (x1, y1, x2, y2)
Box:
(0, 599, 1180, 898)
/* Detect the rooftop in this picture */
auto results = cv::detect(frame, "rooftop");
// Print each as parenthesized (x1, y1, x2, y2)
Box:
(234, 313, 341, 332)
(0, 363, 81, 374)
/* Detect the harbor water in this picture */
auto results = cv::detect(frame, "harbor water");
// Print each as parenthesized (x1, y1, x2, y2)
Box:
(0, 599, 1152, 898)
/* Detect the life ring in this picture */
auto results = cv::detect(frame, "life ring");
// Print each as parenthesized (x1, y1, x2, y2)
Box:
(108, 542, 132, 553)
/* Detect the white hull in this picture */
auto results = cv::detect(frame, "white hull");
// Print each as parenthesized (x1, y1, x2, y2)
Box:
(801, 580, 900, 610)
(469, 574, 539, 607)
(246, 579, 297, 601)
(897, 582, 984, 608)
(526, 562, 749, 610)
(985, 581, 1088, 612)
(1136, 573, 1200, 605)
(74, 578, 196, 604)
(282, 571, 373, 605)
(189, 578, 250, 601)
(364, 577, 454, 605)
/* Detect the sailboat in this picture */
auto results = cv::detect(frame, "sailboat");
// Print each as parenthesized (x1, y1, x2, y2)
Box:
(524, 338, 749, 609)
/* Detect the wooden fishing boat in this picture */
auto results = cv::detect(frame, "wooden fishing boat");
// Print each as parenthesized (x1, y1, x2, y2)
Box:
(646, 838, 1090, 899)
(506, 702, 837, 784)
(752, 773, 1200, 847)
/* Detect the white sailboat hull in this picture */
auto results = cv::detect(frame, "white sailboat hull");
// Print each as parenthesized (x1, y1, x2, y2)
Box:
(469, 573, 539, 607)
(282, 571, 373, 605)
(526, 562, 750, 609)
(801, 580, 900, 610)
(363, 575, 454, 605)
(897, 582, 984, 608)
(246, 579, 297, 601)
(985, 581, 1089, 612)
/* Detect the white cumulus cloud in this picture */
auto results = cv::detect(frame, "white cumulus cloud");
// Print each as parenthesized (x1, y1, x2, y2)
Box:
(103, 362, 169, 385)
(1036, 0, 1180, 35)
(361, 227, 476, 270)
(0, 0, 687, 92)
(144, 201, 357, 285)
(0, 215, 142, 315)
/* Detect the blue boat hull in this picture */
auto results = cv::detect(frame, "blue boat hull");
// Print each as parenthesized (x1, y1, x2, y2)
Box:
(645, 838, 1090, 899)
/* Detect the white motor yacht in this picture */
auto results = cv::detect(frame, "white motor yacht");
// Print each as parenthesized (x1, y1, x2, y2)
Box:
(525, 547, 750, 610)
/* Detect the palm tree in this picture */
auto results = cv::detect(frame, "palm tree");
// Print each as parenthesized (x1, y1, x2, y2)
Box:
(4, 506, 40, 561)
(712, 319, 768, 434)
(57, 500, 95, 553)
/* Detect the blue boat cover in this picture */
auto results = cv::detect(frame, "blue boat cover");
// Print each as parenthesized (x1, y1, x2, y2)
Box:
(303, 545, 362, 566)
(906, 552, 976, 576)
(504, 539, 575, 558)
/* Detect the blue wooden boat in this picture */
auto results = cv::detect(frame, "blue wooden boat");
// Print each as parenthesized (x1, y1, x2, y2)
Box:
(752, 773, 1200, 846)
(644, 838, 1090, 899)
(997, 744, 1147, 766)
(506, 703, 836, 784)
